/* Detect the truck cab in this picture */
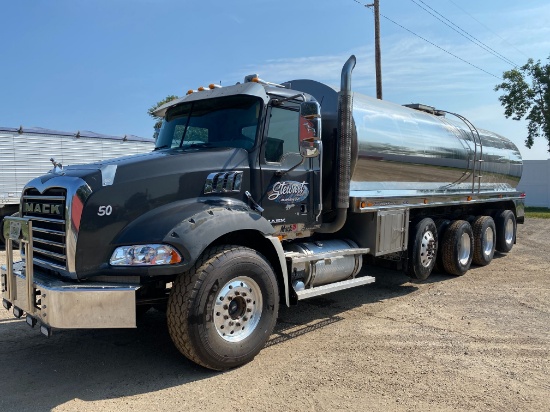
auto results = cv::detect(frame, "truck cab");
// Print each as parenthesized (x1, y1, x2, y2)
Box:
(154, 81, 323, 236)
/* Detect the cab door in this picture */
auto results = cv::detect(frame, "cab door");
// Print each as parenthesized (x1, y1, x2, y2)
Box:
(258, 105, 321, 231)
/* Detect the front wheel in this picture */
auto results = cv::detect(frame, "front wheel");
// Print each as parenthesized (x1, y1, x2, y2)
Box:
(167, 245, 279, 370)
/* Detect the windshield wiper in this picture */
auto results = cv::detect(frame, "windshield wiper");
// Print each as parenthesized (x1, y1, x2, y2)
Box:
(183, 142, 215, 149)
(154, 145, 169, 151)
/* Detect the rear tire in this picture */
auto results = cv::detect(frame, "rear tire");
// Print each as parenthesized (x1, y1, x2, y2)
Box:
(472, 216, 496, 266)
(167, 245, 279, 370)
(441, 220, 473, 276)
(495, 210, 516, 253)
(434, 219, 451, 272)
(406, 218, 437, 280)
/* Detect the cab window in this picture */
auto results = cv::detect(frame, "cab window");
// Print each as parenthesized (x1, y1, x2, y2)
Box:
(265, 107, 299, 163)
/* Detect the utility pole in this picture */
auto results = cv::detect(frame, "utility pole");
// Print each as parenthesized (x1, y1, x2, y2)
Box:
(367, 0, 382, 99)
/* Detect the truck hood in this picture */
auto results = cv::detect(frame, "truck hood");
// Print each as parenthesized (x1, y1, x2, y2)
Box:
(22, 146, 253, 278)
(42, 147, 250, 191)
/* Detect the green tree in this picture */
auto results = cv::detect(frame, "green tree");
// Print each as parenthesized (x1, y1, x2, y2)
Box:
(495, 57, 550, 152)
(148, 95, 179, 137)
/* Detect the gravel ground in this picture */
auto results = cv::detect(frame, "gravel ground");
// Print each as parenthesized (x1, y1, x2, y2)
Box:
(0, 218, 548, 412)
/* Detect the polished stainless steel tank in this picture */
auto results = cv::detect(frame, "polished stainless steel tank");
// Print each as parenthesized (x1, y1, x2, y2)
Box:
(285, 79, 522, 199)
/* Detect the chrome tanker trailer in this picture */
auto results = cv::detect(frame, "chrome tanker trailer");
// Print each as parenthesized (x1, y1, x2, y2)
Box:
(2, 55, 523, 370)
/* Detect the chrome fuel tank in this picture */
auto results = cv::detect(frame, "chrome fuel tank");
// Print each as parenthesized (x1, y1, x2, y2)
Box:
(284, 80, 522, 198)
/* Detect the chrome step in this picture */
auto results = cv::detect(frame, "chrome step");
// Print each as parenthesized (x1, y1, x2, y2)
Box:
(285, 247, 370, 264)
(295, 276, 376, 300)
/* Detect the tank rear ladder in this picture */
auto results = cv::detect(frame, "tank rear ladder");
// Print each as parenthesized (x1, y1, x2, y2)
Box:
(441, 111, 484, 193)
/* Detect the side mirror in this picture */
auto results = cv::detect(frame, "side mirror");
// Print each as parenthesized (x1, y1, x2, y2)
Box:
(299, 101, 321, 140)
(300, 139, 321, 158)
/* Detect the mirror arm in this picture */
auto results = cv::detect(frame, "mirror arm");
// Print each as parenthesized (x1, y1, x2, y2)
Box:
(275, 156, 305, 177)
(271, 93, 306, 106)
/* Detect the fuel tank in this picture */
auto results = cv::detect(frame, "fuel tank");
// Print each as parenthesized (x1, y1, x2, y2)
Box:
(285, 80, 522, 198)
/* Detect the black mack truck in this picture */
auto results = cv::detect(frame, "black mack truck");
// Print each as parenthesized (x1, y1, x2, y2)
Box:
(2, 56, 524, 370)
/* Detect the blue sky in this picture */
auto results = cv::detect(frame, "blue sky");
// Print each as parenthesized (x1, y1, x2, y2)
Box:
(1, 0, 549, 159)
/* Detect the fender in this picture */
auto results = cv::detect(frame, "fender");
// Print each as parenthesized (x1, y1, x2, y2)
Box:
(114, 197, 274, 271)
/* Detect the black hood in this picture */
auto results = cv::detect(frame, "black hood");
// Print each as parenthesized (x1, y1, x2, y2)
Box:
(54, 147, 250, 192)
(60, 147, 251, 278)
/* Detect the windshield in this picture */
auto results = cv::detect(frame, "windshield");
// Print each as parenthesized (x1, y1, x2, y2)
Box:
(156, 95, 262, 151)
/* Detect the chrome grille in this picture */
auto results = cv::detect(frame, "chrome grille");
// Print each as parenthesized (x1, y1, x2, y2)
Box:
(22, 188, 67, 270)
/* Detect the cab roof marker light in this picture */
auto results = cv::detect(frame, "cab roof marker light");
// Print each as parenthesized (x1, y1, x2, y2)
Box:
(186, 89, 197, 95)
(198, 86, 206, 91)
(209, 84, 222, 89)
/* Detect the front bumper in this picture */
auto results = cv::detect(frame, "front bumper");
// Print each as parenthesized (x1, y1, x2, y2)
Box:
(2, 217, 140, 330)
(1, 261, 140, 329)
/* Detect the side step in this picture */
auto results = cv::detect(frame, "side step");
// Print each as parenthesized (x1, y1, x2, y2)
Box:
(295, 276, 376, 300)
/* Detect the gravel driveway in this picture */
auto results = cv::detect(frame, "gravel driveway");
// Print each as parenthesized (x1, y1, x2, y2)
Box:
(1, 218, 548, 411)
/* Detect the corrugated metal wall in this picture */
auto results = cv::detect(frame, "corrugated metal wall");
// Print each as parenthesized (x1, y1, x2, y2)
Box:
(517, 160, 550, 208)
(0, 129, 154, 207)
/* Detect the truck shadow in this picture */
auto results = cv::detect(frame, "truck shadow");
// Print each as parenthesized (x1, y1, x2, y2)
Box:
(0, 264, 440, 411)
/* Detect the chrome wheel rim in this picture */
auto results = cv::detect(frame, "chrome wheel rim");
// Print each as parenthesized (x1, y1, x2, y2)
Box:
(420, 230, 436, 267)
(483, 227, 495, 257)
(505, 219, 514, 245)
(458, 232, 471, 265)
(213, 276, 263, 342)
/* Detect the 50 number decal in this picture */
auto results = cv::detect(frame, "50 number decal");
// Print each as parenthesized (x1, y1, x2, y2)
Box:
(98, 205, 113, 216)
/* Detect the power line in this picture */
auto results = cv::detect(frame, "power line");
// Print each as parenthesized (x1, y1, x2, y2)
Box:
(380, 11, 502, 79)
(350, 0, 502, 80)
(410, 0, 518, 67)
(447, 0, 530, 59)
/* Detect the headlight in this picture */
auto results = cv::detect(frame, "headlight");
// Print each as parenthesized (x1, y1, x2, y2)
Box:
(110, 244, 182, 266)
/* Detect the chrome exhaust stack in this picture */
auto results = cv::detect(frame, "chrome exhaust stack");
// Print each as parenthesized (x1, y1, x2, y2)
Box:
(318, 55, 356, 233)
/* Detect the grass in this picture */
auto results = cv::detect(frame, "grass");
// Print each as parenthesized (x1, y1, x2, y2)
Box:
(525, 207, 550, 219)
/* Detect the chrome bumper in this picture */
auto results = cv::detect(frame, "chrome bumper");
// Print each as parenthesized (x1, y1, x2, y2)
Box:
(2, 216, 140, 330)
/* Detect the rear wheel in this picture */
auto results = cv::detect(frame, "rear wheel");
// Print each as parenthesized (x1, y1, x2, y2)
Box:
(406, 218, 437, 280)
(472, 216, 496, 266)
(433, 219, 451, 272)
(167, 245, 279, 370)
(442, 220, 473, 276)
(495, 210, 516, 253)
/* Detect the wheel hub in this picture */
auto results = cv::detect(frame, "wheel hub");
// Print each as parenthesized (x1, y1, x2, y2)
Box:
(458, 232, 471, 265)
(505, 219, 514, 245)
(483, 227, 495, 257)
(420, 231, 436, 267)
(213, 276, 263, 342)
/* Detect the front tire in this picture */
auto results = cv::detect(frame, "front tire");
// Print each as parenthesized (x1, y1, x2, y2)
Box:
(167, 245, 279, 370)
